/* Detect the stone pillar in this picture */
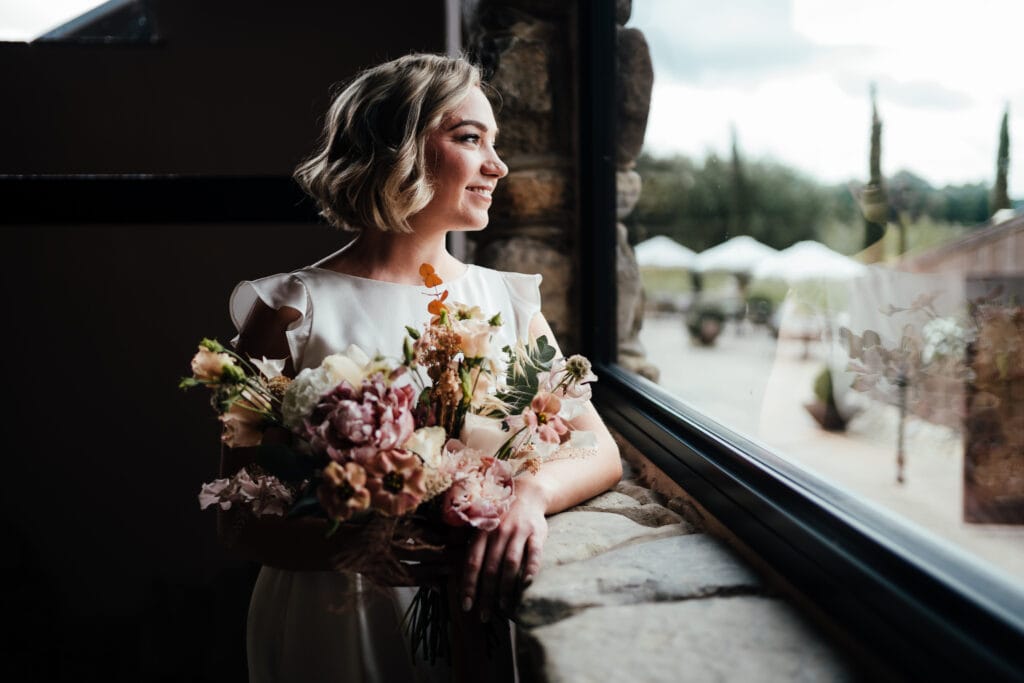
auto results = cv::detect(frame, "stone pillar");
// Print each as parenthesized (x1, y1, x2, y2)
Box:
(465, 0, 579, 351)
(615, 8, 659, 381)
(465, 0, 657, 380)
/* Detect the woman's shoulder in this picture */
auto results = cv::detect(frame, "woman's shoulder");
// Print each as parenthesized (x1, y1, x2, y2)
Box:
(466, 263, 543, 289)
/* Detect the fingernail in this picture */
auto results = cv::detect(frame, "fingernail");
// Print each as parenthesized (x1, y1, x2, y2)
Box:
(462, 597, 473, 612)
(523, 574, 534, 586)
(480, 609, 490, 623)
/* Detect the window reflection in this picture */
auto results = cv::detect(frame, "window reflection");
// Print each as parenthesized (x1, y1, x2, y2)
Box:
(624, 0, 1024, 585)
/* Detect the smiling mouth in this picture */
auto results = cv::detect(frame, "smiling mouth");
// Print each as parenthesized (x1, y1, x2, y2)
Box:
(467, 186, 493, 199)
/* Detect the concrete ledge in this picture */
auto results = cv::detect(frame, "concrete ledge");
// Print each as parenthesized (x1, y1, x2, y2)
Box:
(514, 457, 859, 681)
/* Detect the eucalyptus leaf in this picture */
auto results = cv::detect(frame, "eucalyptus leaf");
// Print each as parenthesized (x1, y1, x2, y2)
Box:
(254, 443, 318, 483)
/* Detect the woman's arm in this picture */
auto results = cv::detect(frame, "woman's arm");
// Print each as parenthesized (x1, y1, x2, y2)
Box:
(460, 312, 623, 617)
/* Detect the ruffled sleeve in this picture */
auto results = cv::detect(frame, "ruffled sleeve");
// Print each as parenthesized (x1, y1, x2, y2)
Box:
(502, 272, 543, 341)
(228, 273, 311, 368)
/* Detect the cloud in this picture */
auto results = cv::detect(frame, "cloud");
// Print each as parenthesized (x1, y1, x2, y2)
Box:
(631, 0, 853, 86)
(836, 73, 973, 111)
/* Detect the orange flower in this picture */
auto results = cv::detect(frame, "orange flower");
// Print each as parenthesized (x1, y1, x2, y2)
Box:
(420, 263, 443, 288)
(427, 289, 449, 316)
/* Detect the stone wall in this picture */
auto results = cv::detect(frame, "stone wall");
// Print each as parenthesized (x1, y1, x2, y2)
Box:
(465, 0, 656, 379)
(513, 433, 860, 682)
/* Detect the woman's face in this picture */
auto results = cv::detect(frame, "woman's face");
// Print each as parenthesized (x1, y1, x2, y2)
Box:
(414, 86, 508, 233)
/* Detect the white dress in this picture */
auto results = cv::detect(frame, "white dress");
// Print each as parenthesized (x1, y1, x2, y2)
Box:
(229, 260, 542, 683)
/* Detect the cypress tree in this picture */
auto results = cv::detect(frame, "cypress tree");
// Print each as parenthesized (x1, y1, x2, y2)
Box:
(862, 83, 887, 250)
(729, 124, 750, 238)
(992, 105, 1011, 215)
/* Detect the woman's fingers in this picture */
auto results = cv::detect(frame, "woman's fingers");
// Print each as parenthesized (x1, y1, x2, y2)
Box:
(522, 531, 545, 585)
(461, 529, 489, 612)
(498, 530, 530, 611)
(476, 529, 512, 620)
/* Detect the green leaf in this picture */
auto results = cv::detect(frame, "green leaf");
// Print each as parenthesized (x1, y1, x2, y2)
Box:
(178, 377, 201, 390)
(405, 325, 421, 340)
(199, 338, 226, 352)
(403, 337, 414, 365)
(488, 312, 502, 327)
(287, 492, 322, 519)
(254, 443, 318, 483)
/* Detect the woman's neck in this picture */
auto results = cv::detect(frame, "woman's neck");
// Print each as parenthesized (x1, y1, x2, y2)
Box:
(323, 228, 465, 285)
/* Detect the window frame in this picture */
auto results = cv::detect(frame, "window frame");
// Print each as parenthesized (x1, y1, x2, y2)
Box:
(577, 2, 1024, 680)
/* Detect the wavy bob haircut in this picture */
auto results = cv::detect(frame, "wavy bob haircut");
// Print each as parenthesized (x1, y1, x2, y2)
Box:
(295, 54, 483, 233)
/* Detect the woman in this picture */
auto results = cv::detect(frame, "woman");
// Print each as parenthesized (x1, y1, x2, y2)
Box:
(223, 53, 622, 682)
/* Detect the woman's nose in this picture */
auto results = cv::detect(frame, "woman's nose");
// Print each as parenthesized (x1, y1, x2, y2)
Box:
(485, 149, 508, 178)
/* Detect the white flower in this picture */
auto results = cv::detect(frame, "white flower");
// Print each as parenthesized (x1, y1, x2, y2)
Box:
(452, 317, 498, 359)
(281, 366, 334, 429)
(404, 426, 451, 501)
(250, 356, 287, 380)
(921, 317, 969, 365)
(459, 413, 510, 457)
(322, 344, 373, 387)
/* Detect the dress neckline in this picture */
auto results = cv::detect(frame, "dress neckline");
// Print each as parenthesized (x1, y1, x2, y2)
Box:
(305, 263, 475, 288)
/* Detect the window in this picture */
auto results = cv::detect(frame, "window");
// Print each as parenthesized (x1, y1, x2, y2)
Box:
(580, 1, 1024, 679)
(0, 0, 157, 44)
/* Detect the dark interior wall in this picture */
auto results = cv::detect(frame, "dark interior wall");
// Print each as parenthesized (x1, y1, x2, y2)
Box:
(1, 0, 446, 174)
(0, 1, 446, 680)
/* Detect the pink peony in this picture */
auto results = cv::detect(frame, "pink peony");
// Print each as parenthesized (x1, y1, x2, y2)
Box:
(318, 461, 372, 521)
(441, 440, 515, 531)
(306, 374, 416, 455)
(363, 448, 427, 516)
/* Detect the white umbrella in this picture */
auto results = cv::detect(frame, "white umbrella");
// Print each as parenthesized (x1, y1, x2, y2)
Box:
(694, 235, 777, 274)
(635, 235, 697, 269)
(753, 240, 866, 282)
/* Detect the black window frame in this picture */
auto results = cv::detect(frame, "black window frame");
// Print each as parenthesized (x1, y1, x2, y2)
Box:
(578, 2, 1024, 680)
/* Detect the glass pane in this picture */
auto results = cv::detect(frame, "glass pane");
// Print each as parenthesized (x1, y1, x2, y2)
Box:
(620, 0, 1024, 587)
(0, 0, 156, 44)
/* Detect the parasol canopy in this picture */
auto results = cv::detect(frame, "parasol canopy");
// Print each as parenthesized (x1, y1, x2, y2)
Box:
(694, 235, 777, 274)
(635, 235, 697, 269)
(753, 240, 867, 282)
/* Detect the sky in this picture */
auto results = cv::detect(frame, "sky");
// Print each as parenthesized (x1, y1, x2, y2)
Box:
(630, 0, 1024, 196)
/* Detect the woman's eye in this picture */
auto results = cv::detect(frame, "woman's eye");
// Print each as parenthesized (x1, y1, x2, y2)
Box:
(458, 134, 481, 144)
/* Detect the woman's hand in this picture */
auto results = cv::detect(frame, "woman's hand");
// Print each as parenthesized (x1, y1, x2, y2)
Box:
(460, 477, 548, 620)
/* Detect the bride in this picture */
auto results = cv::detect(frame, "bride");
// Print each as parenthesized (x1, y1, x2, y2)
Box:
(221, 53, 622, 682)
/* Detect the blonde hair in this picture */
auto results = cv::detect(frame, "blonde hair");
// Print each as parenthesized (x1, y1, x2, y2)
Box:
(294, 54, 483, 233)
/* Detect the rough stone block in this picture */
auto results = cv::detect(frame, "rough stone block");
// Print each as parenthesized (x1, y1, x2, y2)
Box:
(493, 168, 571, 221)
(519, 597, 856, 683)
(616, 26, 653, 164)
(542, 510, 685, 568)
(573, 490, 687, 528)
(519, 533, 761, 627)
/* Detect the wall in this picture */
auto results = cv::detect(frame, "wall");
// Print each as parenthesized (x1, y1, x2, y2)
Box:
(0, 2, 445, 680)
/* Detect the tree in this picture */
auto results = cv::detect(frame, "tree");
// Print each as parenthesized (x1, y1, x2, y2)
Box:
(729, 124, 751, 237)
(991, 105, 1011, 215)
(862, 83, 888, 253)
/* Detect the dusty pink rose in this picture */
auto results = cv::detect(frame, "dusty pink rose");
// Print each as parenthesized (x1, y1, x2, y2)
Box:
(441, 440, 515, 531)
(364, 448, 427, 516)
(191, 346, 237, 382)
(318, 461, 372, 521)
(220, 402, 264, 448)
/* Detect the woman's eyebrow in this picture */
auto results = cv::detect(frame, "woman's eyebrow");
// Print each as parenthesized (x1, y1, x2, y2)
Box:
(446, 119, 499, 136)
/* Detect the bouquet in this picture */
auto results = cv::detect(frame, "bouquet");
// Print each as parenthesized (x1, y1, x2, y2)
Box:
(182, 263, 597, 661)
